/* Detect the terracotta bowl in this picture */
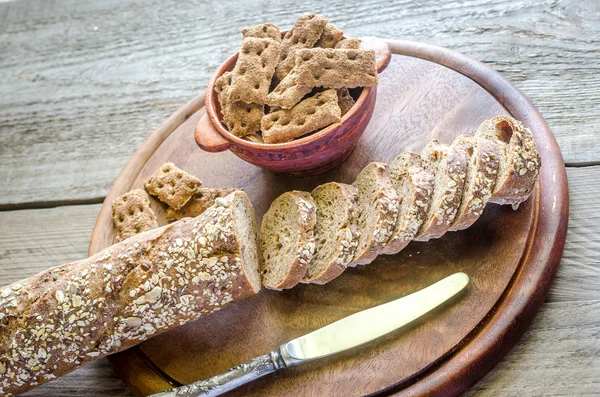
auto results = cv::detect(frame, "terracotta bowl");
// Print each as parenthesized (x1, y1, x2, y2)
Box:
(195, 37, 391, 176)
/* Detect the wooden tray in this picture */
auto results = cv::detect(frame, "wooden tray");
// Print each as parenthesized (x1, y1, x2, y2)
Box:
(89, 39, 568, 396)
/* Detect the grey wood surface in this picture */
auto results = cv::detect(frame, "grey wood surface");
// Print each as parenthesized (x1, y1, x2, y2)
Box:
(0, 0, 599, 395)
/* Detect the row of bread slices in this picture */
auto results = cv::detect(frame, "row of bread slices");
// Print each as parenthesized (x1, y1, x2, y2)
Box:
(260, 115, 541, 289)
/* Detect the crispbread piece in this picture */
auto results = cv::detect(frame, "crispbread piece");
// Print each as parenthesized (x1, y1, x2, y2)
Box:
(295, 48, 378, 89)
(275, 13, 328, 80)
(381, 153, 435, 255)
(215, 71, 263, 137)
(302, 182, 360, 284)
(242, 23, 282, 42)
(228, 37, 281, 105)
(265, 66, 312, 109)
(144, 162, 201, 210)
(315, 23, 344, 48)
(349, 162, 399, 266)
(261, 89, 341, 144)
(166, 187, 241, 221)
(414, 140, 468, 242)
(475, 116, 541, 208)
(243, 133, 264, 143)
(261, 191, 317, 290)
(335, 38, 361, 49)
(449, 135, 500, 231)
(111, 189, 159, 241)
(337, 88, 355, 116)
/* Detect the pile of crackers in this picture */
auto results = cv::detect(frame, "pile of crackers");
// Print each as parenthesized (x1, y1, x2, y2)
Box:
(111, 162, 237, 240)
(216, 13, 379, 144)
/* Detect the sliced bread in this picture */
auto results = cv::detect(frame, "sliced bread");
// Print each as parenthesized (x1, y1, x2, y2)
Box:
(449, 135, 500, 231)
(302, 182, 360, 284)
(260, 191, 317, 290)
(475, 115, 541, 208)
(349, 162, 399, 265)
(414, 140, 468, 242)
(381, 152, 435, 255)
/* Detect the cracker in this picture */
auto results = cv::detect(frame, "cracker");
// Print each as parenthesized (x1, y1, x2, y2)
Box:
(335, 38, 361, 49)
(295, 48, 378, 89)
(166, 188, 240, 221)
(337, 88, 355, 115)
(275, 13, 328, 80)
(265, 66, 312, 109)
(315, 23, 344, 48)
(216, 71, 264, 137)
(111, 189, 158, 241)
(261, 89, 341, 144)
(228, 37, 281, 105)
(144, 162, 202, 210)
(242, 23, 282, 42)
(244, 133, 264, 143)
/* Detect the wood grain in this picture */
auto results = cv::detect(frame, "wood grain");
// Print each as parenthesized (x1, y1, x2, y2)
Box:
(1, 0, 599, 206)
(0, 166, 596, 396)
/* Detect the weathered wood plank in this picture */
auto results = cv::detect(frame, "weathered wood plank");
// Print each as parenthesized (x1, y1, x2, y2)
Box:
(1, 0, 598, 205)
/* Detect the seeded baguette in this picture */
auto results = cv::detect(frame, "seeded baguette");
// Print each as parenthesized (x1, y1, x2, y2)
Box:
(261, 191, 317, 290)
(414, 140, 468, 242)
(350, 162, 399, 266)
(382, 152, 435, 255)
(303, 182, 360, 284)
(475, 115, 541, 208)
(0, 191, 260, 396)
(449, 135, 500, 231)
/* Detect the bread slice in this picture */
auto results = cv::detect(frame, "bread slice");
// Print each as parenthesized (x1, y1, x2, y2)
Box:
(475, 115, 541, 208)
(414, 140, 468, 242)
(302, 182, 360, 284)
(349, 162, 399, 265)
(261, 191, 317, 290)
(449, 135, 500, 231)
(0, 191, 260, 396)
(381, 152, 435, 255)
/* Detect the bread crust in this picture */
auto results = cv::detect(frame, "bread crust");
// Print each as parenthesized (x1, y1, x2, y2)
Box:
(449, 135, 500, 231)
(0, 192, 259, 396)
(350, 162, 399, 265)
(475, 116, 541, 208)
(414, 141, 468, 242)
(261, 191, 317, 290)
(303, 182, 360, 284)
(382, 152, 434, 255)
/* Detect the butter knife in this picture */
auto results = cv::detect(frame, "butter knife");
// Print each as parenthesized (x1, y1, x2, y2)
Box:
(150, 272, 469, 397)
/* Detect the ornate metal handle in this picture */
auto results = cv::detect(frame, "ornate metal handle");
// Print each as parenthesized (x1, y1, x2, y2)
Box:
(149, 350, 289, 397)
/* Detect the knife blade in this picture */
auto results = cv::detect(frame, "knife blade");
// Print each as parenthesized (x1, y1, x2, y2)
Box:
(150, 272, 469, 397)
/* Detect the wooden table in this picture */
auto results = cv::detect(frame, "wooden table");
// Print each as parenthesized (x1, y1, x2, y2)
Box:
(1, 0, 598, 395)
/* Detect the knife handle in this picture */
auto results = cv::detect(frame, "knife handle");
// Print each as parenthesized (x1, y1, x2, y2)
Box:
(149, 350, 288, 397)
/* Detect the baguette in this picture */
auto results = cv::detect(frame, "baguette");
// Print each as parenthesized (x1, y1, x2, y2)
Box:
(475, 116, 541, 208)
(0, 191, 260, 396)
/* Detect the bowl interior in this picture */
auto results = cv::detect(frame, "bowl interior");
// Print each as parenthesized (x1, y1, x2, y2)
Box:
(206, 50, 370, 149)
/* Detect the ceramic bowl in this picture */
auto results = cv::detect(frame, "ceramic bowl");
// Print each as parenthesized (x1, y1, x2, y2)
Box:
(195, 37, 391, 176)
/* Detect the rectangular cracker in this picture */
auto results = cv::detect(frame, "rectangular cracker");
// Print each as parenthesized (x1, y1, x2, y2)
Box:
(216, 71, 263, 137)
(242, 23, 282, 42)
(144, 162, 202, 210)
(166, 187, 241, 221)
(261, 89, 341, 144)
(228, 37, 281, 105)
(275, 13, 328, 80)
(295, 48, 378, 89)
(315, 23, 344, 48)
(335, 38, 361, 49)
(265, 66, 312, 109)
(112, 189, 158, 241)
(337, 88, 355, 115)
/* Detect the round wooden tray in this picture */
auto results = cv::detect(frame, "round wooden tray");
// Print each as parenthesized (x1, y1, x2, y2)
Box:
(89, 39, 568, 396)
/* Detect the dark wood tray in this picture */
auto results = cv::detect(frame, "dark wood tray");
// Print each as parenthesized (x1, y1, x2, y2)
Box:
(88, 39, 568, 396)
